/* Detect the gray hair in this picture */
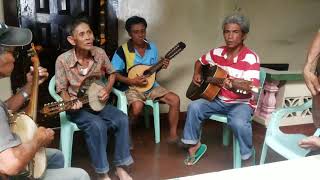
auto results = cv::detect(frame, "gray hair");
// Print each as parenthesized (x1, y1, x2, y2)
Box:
(222, 14, 250, 34)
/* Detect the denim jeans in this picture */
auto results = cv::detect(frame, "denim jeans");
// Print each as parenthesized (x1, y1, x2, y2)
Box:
(42, 148, 90, 180)
(67, 104, 133, 173)
(181, 98, 254, 159)
(9, 148, 90, 180)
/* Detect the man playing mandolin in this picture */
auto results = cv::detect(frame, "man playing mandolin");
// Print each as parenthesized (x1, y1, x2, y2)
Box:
(55, 17, 133, 180)
(0, 23, 89, 179)
(182, 14, 260, 165)
(111, 16, 180, 144)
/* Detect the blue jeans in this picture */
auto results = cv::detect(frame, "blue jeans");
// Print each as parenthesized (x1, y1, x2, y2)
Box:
(42, 148, 90, 180)
(181, 98, 254, 159)
(68, 104, 133, 173)
(9, 148, 90, 180)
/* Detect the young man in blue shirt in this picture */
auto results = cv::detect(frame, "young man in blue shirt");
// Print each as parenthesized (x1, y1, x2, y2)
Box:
(111, 16, 180, 143)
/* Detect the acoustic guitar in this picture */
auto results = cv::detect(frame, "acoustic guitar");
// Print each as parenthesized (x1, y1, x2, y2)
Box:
(186, 65, 259, 101)
(127, 42, 186, 92)
(41, 76, 106, 117)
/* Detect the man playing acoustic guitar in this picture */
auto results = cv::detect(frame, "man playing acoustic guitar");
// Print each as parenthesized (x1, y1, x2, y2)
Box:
(182, 14, 260, 166)
(111, 16, 180, 144)
(55, 17, 133, 180)
(0, 23, 89, 179)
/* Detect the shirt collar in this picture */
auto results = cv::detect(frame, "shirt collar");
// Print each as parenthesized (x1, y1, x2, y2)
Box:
(221, 45, 246, 63)
(127, 39, 151, 53)
(69, 48, 98, 68)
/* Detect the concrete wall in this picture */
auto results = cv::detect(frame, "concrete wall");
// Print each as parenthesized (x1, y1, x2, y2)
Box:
(0, 0, 13, 101)
(117, 0, 320, 112)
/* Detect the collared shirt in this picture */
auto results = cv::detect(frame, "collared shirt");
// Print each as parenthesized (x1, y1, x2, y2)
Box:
(55, 46, 115, 97)
(198, 45, 260, 107)
(111, 40, 159, 91)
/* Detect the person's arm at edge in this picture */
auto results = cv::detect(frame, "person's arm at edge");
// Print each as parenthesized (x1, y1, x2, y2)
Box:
(304, 31, 320, 95)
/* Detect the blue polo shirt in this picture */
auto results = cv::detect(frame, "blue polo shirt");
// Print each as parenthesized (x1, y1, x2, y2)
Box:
(111, 40, 160, 91)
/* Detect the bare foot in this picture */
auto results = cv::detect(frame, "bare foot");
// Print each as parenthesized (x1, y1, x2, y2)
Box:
(116, 167, 132, 180)
(97, 173, 111, 180)
(185, 142, 201, 165)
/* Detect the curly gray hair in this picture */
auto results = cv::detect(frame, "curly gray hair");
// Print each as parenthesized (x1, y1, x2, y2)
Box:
(222, 14, 250, 34)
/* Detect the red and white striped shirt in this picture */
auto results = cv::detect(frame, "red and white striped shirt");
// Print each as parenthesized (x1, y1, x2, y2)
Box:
(198, 45, 260, 107)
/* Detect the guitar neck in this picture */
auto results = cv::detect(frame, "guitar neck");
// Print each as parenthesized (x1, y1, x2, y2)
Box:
(206, 77, 226, 86)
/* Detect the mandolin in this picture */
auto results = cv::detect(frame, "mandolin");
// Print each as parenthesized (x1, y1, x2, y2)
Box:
(127, 42, 186, 92)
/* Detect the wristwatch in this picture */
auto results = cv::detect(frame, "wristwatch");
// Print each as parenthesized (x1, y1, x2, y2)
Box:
(19, 89, 29, 101)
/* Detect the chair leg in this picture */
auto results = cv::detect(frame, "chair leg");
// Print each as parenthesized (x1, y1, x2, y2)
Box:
(233, 135, 242, 168)
(259, 141, 268, 165)
(60, 124, 75, 167)
(222, 124, 231, 146)
(153, 102, 160, 143)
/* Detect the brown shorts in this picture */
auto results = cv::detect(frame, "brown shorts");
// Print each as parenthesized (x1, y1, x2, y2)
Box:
(312, 95, 320, 128)
(125, 86, 170, 105)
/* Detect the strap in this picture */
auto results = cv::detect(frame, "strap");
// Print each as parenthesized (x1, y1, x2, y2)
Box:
(122, 42, 136, 72)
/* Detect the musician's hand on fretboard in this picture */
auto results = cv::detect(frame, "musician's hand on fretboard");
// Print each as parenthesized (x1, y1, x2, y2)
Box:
(161, 57, 170, 69)
(70, 97, 83, 110)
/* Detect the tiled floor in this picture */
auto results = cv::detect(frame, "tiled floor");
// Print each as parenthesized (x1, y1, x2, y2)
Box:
(50, 114, 316, 180)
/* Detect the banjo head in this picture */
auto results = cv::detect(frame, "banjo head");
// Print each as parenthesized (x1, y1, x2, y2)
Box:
(10, 114, 47, 178)
(87, 81, 106, 111)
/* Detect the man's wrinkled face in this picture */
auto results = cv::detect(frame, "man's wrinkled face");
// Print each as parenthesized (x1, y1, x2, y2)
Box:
(223, 23, 246, 49)
(129, 23, 146, 46)
(0, 47, 16, 78)
(69, 23, 94, 50)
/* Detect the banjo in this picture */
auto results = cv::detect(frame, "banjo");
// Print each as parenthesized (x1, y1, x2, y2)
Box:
(127, 42, 186, 92)
(9, 44, 46, 179)
(41, 76, 106, 117)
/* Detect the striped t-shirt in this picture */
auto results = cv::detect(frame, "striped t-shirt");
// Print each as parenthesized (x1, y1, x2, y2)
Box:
(198, 45, 260, 107)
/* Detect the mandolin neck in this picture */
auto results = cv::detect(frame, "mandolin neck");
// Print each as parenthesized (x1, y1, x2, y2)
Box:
(142, 42, 186, 77)
(143, 59, 167, 76)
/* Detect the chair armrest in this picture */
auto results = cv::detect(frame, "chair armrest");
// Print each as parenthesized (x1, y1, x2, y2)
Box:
(268, 100, 312, 131)
(111, 87, 128, 114)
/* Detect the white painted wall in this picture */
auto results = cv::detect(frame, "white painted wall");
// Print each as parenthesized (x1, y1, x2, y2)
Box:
(0, 0, 13, 101)
(117, 0, 320, 112)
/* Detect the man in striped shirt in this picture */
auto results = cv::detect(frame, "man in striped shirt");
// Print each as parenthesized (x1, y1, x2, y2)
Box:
(182, 14, 260, 165)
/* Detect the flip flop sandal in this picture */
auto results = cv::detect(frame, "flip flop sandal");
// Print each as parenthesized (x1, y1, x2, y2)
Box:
(184, 144, 207, 165)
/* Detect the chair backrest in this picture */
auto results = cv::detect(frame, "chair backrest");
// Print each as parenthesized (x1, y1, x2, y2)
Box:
(48, 75, 62, 102)
(258, 69, 266, 95)
(256, 68, 267, 105)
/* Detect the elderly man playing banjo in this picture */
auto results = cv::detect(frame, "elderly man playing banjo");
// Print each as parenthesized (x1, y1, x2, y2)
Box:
(55, 17, 133, 180)
(0, 23, 89, 179)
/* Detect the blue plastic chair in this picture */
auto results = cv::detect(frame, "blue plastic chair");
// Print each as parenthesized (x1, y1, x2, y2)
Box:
(48, 75, 128, 167)
(260, 100, 320, 164)
(208, 69, 266, 168)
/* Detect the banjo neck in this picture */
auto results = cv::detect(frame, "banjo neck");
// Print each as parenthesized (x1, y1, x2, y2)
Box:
(41, 95, 89, 117)
(25, 44, 40, 122)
